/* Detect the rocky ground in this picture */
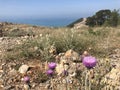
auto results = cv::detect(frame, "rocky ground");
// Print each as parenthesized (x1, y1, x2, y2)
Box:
(0, 41, 119, 90)
(101, 48, 120, 90)
(0, 22, 120, 90)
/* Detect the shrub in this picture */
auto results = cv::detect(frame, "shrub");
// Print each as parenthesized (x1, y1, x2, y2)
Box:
(4, 27, 117, 61)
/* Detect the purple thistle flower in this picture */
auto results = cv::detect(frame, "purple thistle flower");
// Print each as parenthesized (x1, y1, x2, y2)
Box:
(48, 62, 56, 70)
(46, 69, 54, 76)
(23, 76, 30, 83)
(83, 56, 97, 69)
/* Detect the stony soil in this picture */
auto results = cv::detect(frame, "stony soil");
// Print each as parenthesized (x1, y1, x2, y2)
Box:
(0, 22, 120, 90)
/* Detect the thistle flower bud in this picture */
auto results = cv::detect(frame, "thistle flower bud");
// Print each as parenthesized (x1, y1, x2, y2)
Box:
(46, 69, 54, 76)
(48, 62, 56, 70)
(23, 76, 30, 83)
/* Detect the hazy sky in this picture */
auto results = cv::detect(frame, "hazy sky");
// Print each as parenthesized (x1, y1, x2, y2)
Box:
(0, 0, 120, 19)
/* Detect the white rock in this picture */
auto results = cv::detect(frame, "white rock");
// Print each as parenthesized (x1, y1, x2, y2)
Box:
(18, 65, 29, 74)
(56, 64, 64, 75)
(24, 84, 30, 90)
(9, 69, 17, 76)
(64, 65, 69, 70)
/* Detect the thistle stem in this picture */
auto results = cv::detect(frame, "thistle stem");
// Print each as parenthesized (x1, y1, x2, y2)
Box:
(88, 70, 91, 90)
(85, 70, 88, 90)
(51, 77, 54, 90)
(85, 69, 92, 90)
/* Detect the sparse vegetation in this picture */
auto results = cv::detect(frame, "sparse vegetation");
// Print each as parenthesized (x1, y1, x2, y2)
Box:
(4, 26, 120, 61)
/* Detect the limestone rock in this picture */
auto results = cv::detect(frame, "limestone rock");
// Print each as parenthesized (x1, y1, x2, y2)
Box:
(18, 65, 29, 74)
(64, 64, 69, 71)
(24, 84, 30, 90)
(101, 67, 120, 88)
(9, 69, 17, 76)
(64, 49, 79, 62)
(56, 64, 64, 75)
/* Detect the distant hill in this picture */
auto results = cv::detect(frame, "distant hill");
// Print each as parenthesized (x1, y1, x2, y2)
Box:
(67, 18, 88, 28)
(67, 18, 83, 27)
(67, 9, 120, 28)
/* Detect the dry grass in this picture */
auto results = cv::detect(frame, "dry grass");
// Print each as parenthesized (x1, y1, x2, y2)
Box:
(4, 25, 120, 61)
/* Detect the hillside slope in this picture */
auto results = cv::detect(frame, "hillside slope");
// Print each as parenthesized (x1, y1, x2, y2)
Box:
(67, 18, 88, 29)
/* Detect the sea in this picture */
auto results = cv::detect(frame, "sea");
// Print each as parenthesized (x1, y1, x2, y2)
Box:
(0, 17, 76, 27)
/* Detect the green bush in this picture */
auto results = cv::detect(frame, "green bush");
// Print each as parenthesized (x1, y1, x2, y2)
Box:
(86, 9, 120, 27)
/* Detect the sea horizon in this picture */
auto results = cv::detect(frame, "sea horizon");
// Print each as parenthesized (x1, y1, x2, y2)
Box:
(0, 17, 79, 27)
